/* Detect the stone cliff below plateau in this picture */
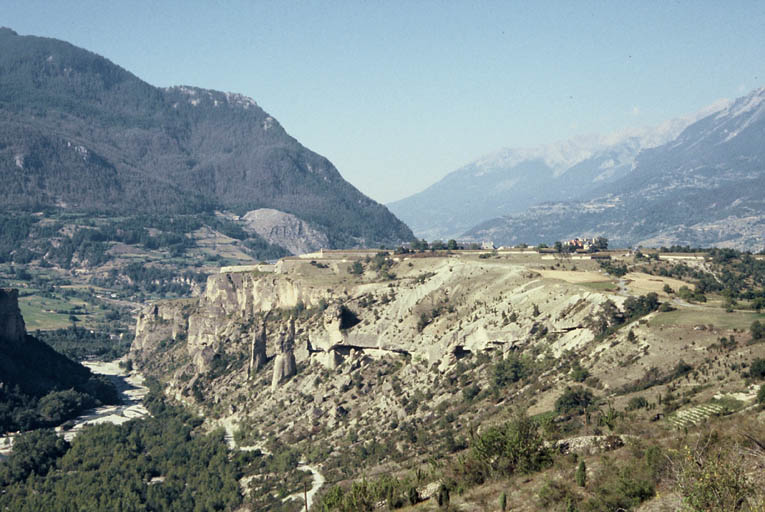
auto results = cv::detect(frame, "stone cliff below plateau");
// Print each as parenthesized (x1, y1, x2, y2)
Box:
(129, 252, 622, 414)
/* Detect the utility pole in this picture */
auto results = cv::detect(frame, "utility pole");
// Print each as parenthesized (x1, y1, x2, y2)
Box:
(304, 481, 308, 512)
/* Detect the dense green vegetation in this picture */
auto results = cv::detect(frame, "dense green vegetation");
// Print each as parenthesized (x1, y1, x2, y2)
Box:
(318, 473, 424, 511)
(35, 326, 132, 361)
(637, 248, 765, 309)
(0, 385, 245, 511)
(0, 331, 118, 432)
(0, 380, 314, 511)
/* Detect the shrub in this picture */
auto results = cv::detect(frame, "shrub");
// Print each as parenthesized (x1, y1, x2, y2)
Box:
(555, 386, 595, 415)
(571, 363, 590, 383)
(623, 293, 660, 321)
(407, 486, 419, 505)
(462, 384, 481, 402)
(538, 479, 579, 511)
(576, 460, 587, 487)
(750, 358, 765, 379)
(626, 396, 649, 411)
(492, 354, 529, 389)
(673, 443, 755, 512)
(471, 409, 552, 477)
(751, 320, 764, 341)
(672, 360, 693, 379)
(437, 483, 450, 508)
(348, 261, 364, 275)
(581, 457, 656, 511)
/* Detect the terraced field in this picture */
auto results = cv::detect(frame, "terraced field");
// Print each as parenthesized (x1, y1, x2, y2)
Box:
(666, 403, 725, 429)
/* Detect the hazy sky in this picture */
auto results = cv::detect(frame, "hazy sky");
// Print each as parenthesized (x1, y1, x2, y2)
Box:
(4, 1, 765, 202)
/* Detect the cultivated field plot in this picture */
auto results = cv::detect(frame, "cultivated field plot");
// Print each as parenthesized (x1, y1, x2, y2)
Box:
(622, 272, 690, 297)
(649, 308, 765, 330)
(17, 294, 75, 330)
(18, 291, 114, 331)
(577, 280, 619, 292)
(536, 269, 612, 283)
(666, 403, 725, 429)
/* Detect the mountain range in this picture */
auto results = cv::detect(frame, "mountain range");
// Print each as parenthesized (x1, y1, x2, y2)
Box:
(390, 88, 764, 251)
(0, 28, 413, 250)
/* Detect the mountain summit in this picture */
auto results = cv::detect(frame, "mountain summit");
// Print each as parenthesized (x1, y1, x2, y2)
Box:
(0, 28, 413, 249)
(388, 100, 729, 241)
(466, 86, 765, 250)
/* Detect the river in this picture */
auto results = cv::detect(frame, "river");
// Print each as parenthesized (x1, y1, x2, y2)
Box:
(60, 360, 150, 441)
(0, 363, 325, 509)
(0, 359, 150, 458)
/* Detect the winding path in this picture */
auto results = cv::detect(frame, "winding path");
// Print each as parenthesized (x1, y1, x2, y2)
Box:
(221, 419, 325, 510)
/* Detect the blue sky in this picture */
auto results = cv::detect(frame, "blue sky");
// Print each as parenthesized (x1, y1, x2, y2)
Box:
(4, 1, 765, 202)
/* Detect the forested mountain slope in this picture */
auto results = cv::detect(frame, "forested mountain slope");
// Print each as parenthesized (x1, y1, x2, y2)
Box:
(0, 28, 412, 249)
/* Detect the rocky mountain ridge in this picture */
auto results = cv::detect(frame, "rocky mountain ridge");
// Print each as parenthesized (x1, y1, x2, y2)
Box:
(466, 87, 765, 250)
(388, 99, 728, 240)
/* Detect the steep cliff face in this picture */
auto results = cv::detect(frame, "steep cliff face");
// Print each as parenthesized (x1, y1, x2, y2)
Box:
(1, 289, 117, 431)
(129, 254, 622, 406)
(202, 271, 331, 317)
(0, 289, 26, 345)
(131, 270, 337, 377)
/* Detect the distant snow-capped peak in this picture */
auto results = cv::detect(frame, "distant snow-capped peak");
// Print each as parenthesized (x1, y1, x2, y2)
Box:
(468, 97, 732, 178)
(715, 86, 764, 120)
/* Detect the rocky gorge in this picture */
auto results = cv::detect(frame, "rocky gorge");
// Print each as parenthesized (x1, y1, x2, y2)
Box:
(126, 250, 640, 496)
(130, 252, 618, 397)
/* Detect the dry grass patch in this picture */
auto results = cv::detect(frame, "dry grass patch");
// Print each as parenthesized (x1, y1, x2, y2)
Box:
(537, 270, 612, 284)
(650, 309, 765, 331)
(623, 272, 690, 298)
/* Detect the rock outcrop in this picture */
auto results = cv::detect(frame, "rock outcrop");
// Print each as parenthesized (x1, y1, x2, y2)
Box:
(240, 209, 330, 255)
(0, 289, 26, 345)
(130, 254, 622, 405)
(271, 317, 297, 390)
(203, 271, 332, 318)
(248, 315, 268, 378)
(0, 288, 106, 408)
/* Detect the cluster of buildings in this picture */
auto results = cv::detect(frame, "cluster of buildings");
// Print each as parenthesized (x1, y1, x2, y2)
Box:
(562, 237, 600, 252)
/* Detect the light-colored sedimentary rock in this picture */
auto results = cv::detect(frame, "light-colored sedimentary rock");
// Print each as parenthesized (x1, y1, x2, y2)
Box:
(130, 255, 625, 403)
(271, 317, 297, 390)
(248, 315, 268, 378)
(240, 208, 329, 255)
